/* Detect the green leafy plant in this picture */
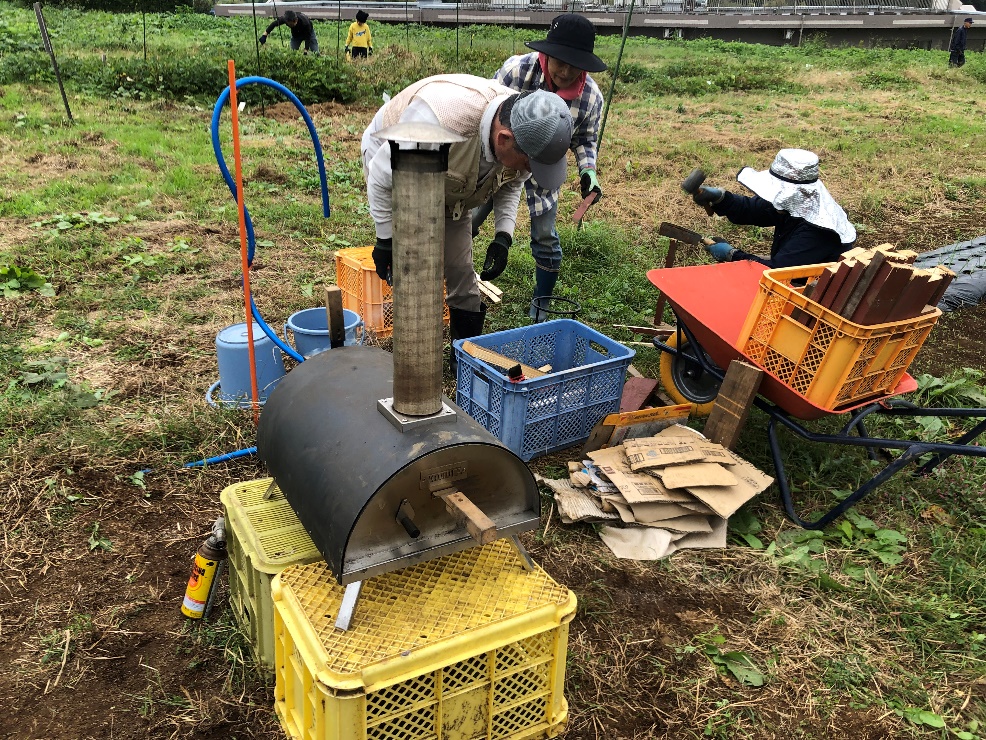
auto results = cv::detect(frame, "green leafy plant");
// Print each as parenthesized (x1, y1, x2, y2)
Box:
(0, 265, 55, 297)
(87, 522, 112, 551)
(678, 629, 766, 687)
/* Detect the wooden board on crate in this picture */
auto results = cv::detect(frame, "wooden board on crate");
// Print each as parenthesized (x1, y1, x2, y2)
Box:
(460, 341, 547, 378)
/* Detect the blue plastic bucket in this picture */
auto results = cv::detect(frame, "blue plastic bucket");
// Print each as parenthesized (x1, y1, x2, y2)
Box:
(207, 322, 286, 408)
(283, 307, 363, 358)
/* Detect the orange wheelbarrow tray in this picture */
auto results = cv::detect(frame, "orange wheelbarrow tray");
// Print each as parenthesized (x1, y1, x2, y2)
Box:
(647, 261, 986, 530)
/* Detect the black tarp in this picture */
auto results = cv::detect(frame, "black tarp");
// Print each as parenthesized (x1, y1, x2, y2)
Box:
(914, 235, 986, 312)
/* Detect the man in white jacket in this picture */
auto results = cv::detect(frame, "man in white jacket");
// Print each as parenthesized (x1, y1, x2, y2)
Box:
(361, 74, 573, 357)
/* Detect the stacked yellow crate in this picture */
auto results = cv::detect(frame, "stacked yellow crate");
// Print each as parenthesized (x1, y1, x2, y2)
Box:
(221, 479, 322, 671)
(272, 539, 576, 740)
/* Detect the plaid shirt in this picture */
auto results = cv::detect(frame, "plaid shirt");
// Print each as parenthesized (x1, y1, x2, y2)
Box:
(494, 52, 603, 216)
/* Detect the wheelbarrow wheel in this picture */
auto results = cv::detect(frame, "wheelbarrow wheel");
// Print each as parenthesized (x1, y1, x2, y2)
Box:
(659, 332, 720, 417)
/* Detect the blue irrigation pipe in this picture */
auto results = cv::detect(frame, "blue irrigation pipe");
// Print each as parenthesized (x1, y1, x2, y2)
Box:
(183, 447, 258, 468)
(187, 76, 332, 469)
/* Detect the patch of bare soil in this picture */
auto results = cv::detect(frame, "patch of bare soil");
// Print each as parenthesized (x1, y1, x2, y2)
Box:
(0, 462, 278, 740)
(911, 300, 986, 377)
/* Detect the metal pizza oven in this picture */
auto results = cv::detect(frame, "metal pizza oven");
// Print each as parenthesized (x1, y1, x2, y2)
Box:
(257, 121, 540, 587)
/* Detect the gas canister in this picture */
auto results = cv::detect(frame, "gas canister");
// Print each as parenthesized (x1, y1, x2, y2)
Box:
(181, 517, 227, 619)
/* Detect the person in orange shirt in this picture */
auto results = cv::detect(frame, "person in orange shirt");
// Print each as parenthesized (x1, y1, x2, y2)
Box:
(345, 10, 372, 60)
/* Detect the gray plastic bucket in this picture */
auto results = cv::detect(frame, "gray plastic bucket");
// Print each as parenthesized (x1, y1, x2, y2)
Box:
(207, 322, 286, 408)
(284, 307, 363, 358)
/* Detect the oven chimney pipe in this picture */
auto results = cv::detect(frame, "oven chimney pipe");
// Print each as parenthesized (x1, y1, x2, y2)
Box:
(376, 122, 465, 417)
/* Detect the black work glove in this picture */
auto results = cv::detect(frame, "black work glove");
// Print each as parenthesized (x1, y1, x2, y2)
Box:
(368, 46, 373, 56)
(344, 45, 350, 54)
(579, 168, 602, 201)
(259, 34, 267, 46)
(372, 237, 392, 283)
(693, 186, 726, 206)
(479, 231, 511, 281)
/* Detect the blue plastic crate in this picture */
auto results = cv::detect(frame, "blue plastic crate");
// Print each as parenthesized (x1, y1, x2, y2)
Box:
(454, 319, 635, 461)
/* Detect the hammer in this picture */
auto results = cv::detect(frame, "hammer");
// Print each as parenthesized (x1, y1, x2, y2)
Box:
(681, 168, 714, 216)
(653, 222, 714, 325)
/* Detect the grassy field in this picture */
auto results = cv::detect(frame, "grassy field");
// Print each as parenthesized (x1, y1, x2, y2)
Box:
(1, 4, 986, 739)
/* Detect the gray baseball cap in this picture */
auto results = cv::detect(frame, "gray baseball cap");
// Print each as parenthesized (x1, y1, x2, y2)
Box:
(509, 90, 573, 190)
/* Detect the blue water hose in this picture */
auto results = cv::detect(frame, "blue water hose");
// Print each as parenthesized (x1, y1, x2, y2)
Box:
(185, 77, 332, 469)
(210, 75, 331, 364)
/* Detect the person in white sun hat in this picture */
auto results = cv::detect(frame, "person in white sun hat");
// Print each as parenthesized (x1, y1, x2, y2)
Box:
(691, 148, 857, 269)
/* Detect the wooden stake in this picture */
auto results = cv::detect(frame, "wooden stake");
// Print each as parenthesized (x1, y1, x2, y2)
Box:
(703, 360, 763, 449)
(325, 285, 345, 348)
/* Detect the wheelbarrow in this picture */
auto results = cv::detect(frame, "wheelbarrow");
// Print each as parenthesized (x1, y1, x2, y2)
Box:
(647, 261, 986, 529)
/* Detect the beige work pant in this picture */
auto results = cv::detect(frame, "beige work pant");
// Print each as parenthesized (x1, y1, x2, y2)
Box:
(443, 215, 482, 312)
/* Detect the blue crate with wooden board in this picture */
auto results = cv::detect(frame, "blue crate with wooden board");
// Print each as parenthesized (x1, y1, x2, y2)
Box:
(453, 319, 635, 461)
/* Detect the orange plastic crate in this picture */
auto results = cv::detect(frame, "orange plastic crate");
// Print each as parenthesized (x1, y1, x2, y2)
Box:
(738, 264, 941, 410)
(334, 247, 449, 339)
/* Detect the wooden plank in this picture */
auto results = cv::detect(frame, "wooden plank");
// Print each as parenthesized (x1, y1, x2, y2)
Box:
(816, 261, 853, 309)
(473, 273, 503, 297)
(849, 262, 915, 325)
(840, 250, 889, 320)
(826, 257, 868, 316)
(702, 360, 763, 449)
(886, 249, 919, 264)
(325, 285, 346, 348)
(437, 490, 497, 545)
(477, 281, 502, 304)
(619, 377, 659, 413)
(460, 340, 547, 378)
(581, 403, 691, 455)
(927, 266, 956, 307)
(792, 269, 833, 326)
(614, 324, 674, 339)
(885, 270, 933, 322)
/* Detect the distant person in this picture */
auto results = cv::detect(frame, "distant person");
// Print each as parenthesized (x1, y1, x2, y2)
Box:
(259, 10, 318, 55)
(691, 149, 856, 269)
(345, 10, 373, 60)
(949, 17, 973, 68)
(471, 13, 606, 319)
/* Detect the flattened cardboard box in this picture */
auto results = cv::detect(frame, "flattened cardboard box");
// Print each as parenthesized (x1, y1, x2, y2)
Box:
(658, 462, 739, 490)
(543, 478, 619, 523)
(685, 459, 774, 518)
(587, 446, 698, 504)
(624, 440, 706, 470)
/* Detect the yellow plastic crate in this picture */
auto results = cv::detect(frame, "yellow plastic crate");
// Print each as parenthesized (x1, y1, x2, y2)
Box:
(272, 539, 575, 740)
(335, 246, 449, 339)
(738, 264, 941, 410)
(221, 479, 322, 671)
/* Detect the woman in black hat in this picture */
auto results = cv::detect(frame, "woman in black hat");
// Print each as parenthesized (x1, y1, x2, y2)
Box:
(471, 14, 607, 319)
(346, 10, 372, 60)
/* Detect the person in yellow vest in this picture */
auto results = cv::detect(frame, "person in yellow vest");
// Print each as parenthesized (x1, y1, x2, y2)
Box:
(345, 10, 372, 60)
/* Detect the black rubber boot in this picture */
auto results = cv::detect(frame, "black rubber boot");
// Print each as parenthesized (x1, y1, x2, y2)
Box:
(530, 267, 559, 321)
(449, 303, 487, 375)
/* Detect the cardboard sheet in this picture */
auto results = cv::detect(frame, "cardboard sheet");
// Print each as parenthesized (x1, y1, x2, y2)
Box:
(658, 462, 739, 489)
(685, 459, 774, 518)
(624, 440, 706, 470)
(635, 514, 712, 534)
(542, 479, 619, 522)
(588, 446, 697, 504)
(628, 500, 710, 522)
(598, 517, 727, 560)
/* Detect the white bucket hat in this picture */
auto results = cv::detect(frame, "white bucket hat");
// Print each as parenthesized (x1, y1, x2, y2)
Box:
(736, 149, 856, 245)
